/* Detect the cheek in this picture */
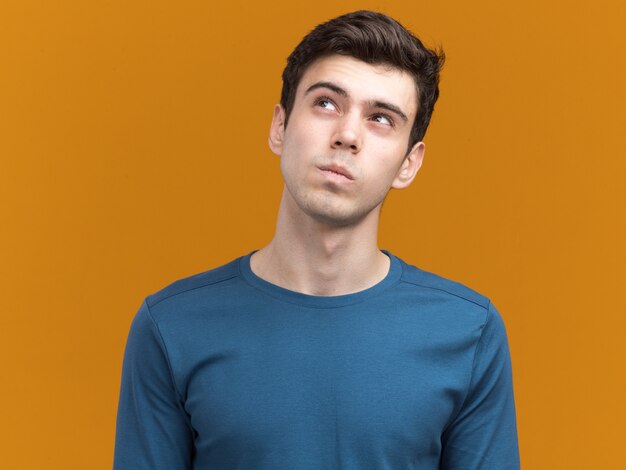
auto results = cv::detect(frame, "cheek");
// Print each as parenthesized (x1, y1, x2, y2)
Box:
(279, 139, 307, 183)
(365, 144, 406, 179)
(283, 121, 311, 152)
(281, 124, 322, 168)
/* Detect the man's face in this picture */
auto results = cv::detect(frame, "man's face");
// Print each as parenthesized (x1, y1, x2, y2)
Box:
(269, 54, 425, 227)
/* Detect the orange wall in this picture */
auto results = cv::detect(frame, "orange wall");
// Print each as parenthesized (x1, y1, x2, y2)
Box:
(1, 1, 624, 467)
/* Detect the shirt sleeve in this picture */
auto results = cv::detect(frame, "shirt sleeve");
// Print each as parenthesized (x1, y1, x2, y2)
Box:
(114, 299, 195, 469)
(440, 301, 520, 469)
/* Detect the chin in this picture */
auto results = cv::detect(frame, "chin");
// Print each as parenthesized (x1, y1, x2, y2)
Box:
(302, 202, 377, 228)
(286, 185, 382, 228)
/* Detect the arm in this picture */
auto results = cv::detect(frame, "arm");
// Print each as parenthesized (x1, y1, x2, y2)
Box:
(440, 302, 520, 469)
(114, 300, 194, 469)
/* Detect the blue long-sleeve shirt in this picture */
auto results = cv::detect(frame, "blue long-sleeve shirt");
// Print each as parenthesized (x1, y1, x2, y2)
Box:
(114, 251, 519, 469)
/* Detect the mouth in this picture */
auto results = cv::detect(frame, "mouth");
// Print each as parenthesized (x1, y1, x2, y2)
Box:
(318, 164, 354, 181)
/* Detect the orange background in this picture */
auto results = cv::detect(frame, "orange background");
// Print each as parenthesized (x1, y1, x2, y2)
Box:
(1, 0, 624, 468)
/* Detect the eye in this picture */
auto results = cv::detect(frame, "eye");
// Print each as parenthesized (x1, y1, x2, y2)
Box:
(314, 96, 337, 111)
(372, 114, 394, 127)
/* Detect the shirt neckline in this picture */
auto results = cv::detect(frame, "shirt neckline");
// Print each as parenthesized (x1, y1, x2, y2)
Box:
(238, 249, 403, 309)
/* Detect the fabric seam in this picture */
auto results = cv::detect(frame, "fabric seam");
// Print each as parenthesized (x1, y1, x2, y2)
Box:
(142, 299, 195, 434)
(237, 258, 404, 310)
(442, 299, 492, 434)
(148, 274, 239, 309)
(399, 279, 488, 309)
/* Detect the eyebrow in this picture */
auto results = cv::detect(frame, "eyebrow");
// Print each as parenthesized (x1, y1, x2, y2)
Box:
(368, 100, 409, 124)
(305, 81, 348, 97)
(304, 80, 409, 124)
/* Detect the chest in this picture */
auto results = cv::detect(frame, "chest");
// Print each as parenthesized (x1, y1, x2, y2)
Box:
(169, 307, 476, 462)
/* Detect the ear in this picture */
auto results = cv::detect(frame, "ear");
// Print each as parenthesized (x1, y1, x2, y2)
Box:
(391, 141, 425, 189)
(268, 104, 286, 156)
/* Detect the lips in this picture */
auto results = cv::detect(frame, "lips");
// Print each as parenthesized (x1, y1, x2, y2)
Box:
(318, 164, 354, 180)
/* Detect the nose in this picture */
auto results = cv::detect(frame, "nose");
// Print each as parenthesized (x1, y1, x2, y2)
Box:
(331, 113, 362, 153)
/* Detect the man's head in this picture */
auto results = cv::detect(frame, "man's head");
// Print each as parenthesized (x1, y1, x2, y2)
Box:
(280, 10, 445, 151)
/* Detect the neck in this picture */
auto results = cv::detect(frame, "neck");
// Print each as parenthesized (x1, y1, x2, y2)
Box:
(250, 188, 390, 296)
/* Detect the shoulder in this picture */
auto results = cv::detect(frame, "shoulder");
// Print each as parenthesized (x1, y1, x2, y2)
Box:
(392, 254, 496, 330)
(392, 254, 512, 347)
(396, 256, 490, 309)
(145, 256, 243, 312)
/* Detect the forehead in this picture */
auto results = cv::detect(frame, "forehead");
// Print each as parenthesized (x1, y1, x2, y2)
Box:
(296, 54, 418, 118)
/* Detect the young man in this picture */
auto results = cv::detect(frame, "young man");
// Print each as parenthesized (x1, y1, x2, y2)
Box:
(114, 11, 520, 469)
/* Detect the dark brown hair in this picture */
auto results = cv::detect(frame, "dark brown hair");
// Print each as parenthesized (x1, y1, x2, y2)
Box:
(280, 10, 445, 149)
